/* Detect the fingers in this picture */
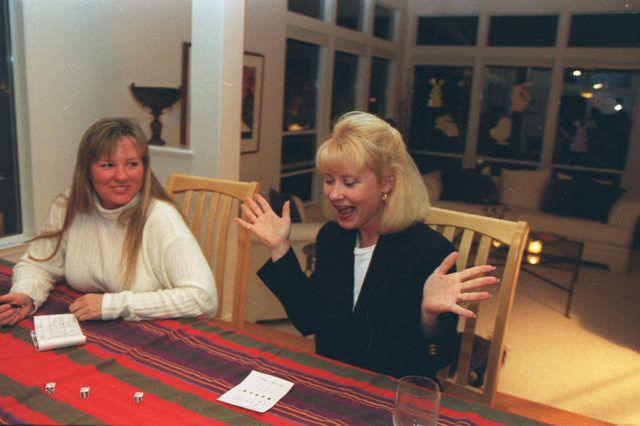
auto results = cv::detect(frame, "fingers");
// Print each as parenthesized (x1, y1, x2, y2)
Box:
(435, 251, 458, 274)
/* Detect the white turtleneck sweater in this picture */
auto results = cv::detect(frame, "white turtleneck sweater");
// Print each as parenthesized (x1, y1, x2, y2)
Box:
(11, 189, 217, 321)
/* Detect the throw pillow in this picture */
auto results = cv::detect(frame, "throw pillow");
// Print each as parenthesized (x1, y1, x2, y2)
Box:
(268, 189, 303, 223)
(440, 167, 498, 204)
(570, 178, 624, 223)
(499, 169, 551, 209)
(540, 176, 575, 216)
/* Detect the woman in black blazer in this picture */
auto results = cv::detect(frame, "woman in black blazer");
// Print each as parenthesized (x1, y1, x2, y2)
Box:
(237, 111, 497, 379)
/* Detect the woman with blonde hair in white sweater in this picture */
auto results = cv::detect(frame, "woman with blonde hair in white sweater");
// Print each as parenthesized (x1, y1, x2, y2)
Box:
(0, 118, 217, 325)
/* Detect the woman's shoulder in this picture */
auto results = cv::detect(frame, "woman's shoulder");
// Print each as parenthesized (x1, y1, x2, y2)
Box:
(396, 222, 453, 251)
(146, 199, 185, 225)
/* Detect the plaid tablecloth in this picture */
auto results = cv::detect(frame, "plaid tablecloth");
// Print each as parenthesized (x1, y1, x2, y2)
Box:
(0, 266, 541, 425)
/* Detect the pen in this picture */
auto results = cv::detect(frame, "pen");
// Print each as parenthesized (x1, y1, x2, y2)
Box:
(0, 302, 24, 309)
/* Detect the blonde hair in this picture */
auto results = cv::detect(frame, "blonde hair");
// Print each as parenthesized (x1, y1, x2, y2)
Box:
(31, 117, 176, 290)
(316, 111, 430, 234)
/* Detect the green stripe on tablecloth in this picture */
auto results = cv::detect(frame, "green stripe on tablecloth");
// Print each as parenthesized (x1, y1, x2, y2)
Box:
(65, 345, 269, 425)
(188, 321, 545, 426)
(0, 375, 104, 425)
(3, 323, 268, 425)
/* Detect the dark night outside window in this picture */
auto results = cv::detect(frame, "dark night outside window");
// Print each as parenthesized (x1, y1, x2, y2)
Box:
(416, 16, 478, 46)
(569, 13, 640, 47)
(288, 0, 324, 20)
(489, 15, 558, 47)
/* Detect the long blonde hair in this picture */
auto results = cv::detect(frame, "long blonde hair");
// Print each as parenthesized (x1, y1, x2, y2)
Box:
(31, 117, 175, 290)
(316, 111, 430, 234)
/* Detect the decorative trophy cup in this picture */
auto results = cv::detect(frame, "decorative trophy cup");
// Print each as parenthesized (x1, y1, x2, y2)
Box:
(129, 83, 182, 145)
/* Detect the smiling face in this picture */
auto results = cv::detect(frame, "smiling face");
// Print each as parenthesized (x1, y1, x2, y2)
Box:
(323, 165, 393, 246)
(90, 136, 144, 209)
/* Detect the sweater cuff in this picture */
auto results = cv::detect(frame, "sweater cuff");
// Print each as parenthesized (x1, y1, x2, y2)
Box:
(101, 292, 129, 320)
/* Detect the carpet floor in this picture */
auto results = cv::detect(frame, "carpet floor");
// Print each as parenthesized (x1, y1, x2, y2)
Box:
(489, 253, 640, 425)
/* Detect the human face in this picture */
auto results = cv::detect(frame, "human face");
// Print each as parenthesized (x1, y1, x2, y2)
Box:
(323, 166, 392, 245)
(90, 136, 144, 210)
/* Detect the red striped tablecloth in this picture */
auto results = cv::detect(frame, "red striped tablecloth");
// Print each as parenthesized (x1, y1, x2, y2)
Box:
(0, 266, 541, 425)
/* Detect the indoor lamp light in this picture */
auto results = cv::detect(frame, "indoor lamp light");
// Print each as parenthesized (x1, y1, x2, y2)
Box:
(526, 239, 542, 264)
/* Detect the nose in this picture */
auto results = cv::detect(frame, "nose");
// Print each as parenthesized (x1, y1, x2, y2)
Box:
(326, 183, 343, 201)
(114, 165, 128, 181)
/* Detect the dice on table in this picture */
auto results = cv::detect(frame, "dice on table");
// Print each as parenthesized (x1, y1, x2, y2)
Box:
(134, 391, 144, 404)
(80, 386, 90, 399)
(45, 382, 56, 394)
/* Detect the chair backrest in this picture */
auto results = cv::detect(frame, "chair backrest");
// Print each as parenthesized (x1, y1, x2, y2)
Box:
(424, 207, 529, 407)
(165, 172, 259, 329)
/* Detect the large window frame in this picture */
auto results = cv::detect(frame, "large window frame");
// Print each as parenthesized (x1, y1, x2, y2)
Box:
(407, 5, 640, 190)
(0, 1, 32, 248)
(282, 0, 405, 205)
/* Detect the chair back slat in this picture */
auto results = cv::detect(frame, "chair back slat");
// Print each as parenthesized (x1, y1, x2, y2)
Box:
(425, 207, 529, 406)
(165, 172, 259, 329)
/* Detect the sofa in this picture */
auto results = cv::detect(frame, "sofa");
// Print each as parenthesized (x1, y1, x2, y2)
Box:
(422, 168, 640, 272)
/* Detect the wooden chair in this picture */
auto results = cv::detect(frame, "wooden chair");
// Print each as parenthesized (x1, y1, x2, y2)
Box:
(165, 172, 259, 330)
(424, 207, 529, 407)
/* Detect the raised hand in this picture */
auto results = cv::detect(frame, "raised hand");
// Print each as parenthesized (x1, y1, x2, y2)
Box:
(69, 293, 104, 321)
(0, 292, 33, 326)
(235, 194, 292, 262)
(422, 252, 499, 319)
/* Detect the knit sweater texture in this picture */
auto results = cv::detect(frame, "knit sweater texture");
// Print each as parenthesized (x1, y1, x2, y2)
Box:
(11, 190, 217, 321)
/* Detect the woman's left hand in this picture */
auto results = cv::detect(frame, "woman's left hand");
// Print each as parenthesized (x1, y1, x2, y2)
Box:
(69, 293, 104, 321)
(422, 251, 498, 319)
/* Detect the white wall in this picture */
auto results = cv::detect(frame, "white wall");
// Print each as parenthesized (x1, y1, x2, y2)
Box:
(239, 0, 287, 199)
(10, 0, 244, 239)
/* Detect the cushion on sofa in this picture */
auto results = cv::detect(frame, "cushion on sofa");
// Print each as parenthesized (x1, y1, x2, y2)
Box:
(499, 169, 550, 209)
(541, 175, 625, 223)
(440, 167, 498, 204)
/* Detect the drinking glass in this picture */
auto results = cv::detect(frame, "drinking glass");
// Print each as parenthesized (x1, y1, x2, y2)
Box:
(393, 376, 440, 426)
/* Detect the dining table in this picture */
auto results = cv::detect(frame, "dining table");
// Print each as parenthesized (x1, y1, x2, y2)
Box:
(0, 264, 543, 425)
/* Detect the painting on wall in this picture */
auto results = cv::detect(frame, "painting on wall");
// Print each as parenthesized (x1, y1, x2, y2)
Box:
(241, 52, 264, 154)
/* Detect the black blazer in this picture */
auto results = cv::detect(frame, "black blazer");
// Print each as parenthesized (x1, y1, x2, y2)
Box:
(258, 221, 457, 379)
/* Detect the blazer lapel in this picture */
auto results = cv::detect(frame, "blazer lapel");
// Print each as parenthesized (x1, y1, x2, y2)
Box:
(352, 232, 400, 315)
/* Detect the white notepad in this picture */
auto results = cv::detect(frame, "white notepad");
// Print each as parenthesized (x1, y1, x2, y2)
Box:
(30, 314, 87, 351)
(218, 370, 294, 413)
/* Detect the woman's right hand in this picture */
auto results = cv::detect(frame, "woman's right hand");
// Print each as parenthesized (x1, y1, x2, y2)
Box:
(0, 292, 33, 326)
(235, 194, 292, 262)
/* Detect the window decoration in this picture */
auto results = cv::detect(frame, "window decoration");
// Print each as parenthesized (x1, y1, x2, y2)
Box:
(409, 66, 473, 154)
(554, 68, 638, 170)
(478, 66, 551, 162)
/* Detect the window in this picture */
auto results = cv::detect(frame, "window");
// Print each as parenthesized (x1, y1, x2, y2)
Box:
(0, 1, 20, 237)
(336, 0, 363, 31)
(409, 5, 640, 186)
(478, 66, 551, 162)
(288, 0, 324, 20)
(554, 68, 638, 170)
(331, 51, 359, 123)
(416, 16, 478, 46)
(282, 39, 321, 202)
(409, 66, 473, 155)
(368, 56, 390, 117)
(488, 15, 558, 47)
(373, 4, 394, 40)
(569, 13, 640, 47)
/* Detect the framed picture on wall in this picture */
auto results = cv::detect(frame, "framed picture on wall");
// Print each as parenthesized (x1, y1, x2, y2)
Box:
(241, 52, 264, 154)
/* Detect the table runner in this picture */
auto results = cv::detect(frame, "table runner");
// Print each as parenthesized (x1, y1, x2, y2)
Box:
(0, 266, 541, 425)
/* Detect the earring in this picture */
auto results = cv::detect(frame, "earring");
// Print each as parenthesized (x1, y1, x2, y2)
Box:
(382, 192, 389, 204)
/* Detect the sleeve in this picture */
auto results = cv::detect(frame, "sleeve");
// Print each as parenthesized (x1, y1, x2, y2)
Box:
(101, 201, 218, 321)
(257, 247, 317, 335)
(11, 192, 69, 312)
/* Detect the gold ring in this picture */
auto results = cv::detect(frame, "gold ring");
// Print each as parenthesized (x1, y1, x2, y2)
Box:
(458, 293, 463, 301)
